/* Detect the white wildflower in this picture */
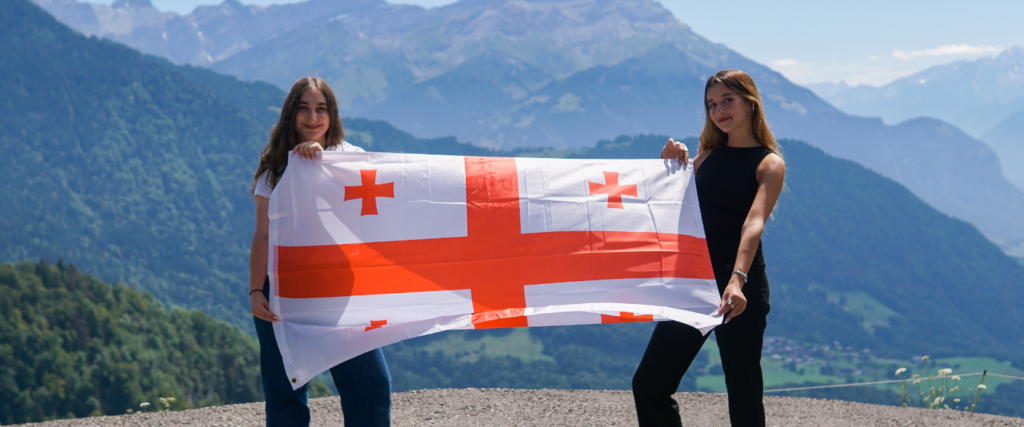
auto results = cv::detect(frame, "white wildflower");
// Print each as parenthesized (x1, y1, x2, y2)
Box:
(950, 375, 960, 381)
(921, 355, 930, 360)
(895, 368, 907, 375)
(977, 384, 987, 390)
(140, 402, 150, 408)
(933, 396, 944, 405)
(938, 368, 952, 376)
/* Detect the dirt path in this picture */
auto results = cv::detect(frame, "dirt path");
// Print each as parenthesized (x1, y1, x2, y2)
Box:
(15, 389, 1023, 426)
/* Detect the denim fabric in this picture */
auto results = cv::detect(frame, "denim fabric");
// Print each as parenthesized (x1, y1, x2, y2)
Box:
(254, 284, 391, 427)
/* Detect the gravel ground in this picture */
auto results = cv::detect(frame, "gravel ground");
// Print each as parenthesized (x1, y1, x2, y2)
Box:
(15, 389, 1024, 427)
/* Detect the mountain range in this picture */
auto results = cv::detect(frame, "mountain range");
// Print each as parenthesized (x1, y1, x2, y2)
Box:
(5, 0, 1024, 420)
(30, 0, 1024, 258)
(8, 0, 1024, 360)
(809, 48, 1024, 195)
(31, 0, 691, 107)
(809, 47, 1024, 138)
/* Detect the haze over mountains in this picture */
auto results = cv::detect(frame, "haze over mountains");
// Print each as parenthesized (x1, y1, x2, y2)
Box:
(810, 47, 1024, 138)
(809, 48, 1024, 195)
(32, 0, 1024, 258)
(983, 110, 1024, 197)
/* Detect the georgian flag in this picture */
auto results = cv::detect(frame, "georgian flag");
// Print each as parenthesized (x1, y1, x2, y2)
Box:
(269, 152, 722, 388)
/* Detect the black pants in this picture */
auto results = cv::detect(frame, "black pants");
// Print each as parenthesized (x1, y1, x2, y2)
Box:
(632, 267, 769, 427)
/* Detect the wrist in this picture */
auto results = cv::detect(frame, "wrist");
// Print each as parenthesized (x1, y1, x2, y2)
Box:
(730, 270, 747, 287)
(249, 289, 262, 297)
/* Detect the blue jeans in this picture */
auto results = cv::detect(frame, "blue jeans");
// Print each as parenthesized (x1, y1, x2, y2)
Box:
(254, 285, 392, 426)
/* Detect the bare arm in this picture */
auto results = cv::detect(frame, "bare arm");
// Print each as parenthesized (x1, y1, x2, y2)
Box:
(249, 195, 277, 322)
(718, 153, 786, 321)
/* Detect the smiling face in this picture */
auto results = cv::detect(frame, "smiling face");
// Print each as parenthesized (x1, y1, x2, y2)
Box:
(294, 88, 330, 144)
(705, 83, 752, 136)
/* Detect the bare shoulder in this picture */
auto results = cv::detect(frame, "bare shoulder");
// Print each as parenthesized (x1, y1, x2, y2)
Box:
(760, 153, 785, 172)
(757, 153, 786, 181)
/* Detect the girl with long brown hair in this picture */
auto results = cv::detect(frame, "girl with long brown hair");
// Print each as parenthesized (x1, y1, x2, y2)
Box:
(632, 70, 786, 426)
(249, 77, 391, 426)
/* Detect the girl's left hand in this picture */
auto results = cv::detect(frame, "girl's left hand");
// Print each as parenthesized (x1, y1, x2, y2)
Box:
(293, 141, 324, 160)
(718, 279, 747, 322)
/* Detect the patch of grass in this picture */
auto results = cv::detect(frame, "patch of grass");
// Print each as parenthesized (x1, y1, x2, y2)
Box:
(416, 329, 555, 363)
(928, 357, 1024, 390)
(825, 290, 899, 332)
(762, 359, 844, 386)
(698, 359, 844, 393)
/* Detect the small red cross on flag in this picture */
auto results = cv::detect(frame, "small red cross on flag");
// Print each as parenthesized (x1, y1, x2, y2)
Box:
(588, 171, 638, 209)
(268, 152, 720, 388)
(344, 170, 394, 215)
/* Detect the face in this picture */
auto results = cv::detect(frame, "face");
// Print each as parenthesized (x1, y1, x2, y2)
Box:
(294, 88, 330, 144)
(705, 83, 752, 135)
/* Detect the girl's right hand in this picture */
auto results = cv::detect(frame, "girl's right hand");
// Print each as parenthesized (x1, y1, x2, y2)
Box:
(292, 141, 324, 160)
(250, 291, 278, 322)
(661, 138, 689, 165)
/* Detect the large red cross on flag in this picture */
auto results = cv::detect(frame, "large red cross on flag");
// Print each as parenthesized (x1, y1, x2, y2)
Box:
(268, 152, 722, 388)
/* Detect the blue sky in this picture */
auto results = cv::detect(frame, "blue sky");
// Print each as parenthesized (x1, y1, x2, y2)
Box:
(92, 0, 1024, 87)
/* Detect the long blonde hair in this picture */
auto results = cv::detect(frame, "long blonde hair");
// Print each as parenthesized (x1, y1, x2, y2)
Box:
(251, 77, 345, 195)
(698, 70, 781, 158)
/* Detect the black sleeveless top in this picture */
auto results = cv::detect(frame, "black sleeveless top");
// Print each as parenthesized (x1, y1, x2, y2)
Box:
(695, 145, 773, 270)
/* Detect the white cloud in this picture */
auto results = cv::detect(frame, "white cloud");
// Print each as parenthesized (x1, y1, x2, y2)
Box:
(892, 44, 1003, 60)
(771, 59, 800, 67)
(868, 55, 881, 61)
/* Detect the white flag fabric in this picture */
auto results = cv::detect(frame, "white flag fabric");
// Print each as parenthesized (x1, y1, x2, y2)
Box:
(268, 152, 723, 388)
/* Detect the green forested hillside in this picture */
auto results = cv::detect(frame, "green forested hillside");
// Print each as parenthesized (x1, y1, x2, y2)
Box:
(0, 261, 262, 424)
(0, 0, 267, 326)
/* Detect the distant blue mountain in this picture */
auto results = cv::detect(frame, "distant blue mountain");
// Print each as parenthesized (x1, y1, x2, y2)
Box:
(982, 110, 1024, 256)
(811, 47, 1024, 138)
(810, 48, 1024, 201)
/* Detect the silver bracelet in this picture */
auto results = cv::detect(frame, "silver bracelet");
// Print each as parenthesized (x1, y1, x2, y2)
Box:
(731, 270, 748, 284)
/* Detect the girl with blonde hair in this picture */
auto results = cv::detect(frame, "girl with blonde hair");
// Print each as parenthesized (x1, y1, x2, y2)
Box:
(632, 70, 786, 427)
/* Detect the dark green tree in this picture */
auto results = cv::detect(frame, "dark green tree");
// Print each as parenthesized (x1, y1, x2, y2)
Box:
(0, 260, 262, 424)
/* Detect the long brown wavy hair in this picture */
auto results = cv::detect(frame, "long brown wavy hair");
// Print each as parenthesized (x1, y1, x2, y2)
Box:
(251, 77, 344, 195)
(698, 70, 781, 158)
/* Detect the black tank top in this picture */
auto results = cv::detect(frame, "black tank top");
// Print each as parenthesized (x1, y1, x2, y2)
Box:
(695, 145, 772, 269)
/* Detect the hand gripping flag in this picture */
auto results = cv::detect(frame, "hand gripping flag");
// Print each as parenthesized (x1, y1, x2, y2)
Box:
(268, 152, 723, 388)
